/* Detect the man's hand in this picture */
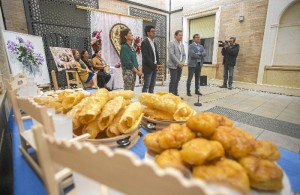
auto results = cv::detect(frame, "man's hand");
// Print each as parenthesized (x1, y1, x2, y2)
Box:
(178, 64, 184, 68)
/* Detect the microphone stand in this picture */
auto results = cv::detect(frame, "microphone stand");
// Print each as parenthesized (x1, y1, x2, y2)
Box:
(194, 93, 202, 106)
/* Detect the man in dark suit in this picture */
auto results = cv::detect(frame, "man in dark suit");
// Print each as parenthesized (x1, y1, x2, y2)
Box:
(187, 34, 206, 96)
(141, 25, 160, 93)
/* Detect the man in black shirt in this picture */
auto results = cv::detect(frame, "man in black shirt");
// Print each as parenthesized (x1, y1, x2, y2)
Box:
(220, 37, 239, 90)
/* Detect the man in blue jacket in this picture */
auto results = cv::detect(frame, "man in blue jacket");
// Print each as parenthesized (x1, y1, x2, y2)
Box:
(220, 37, 240, 90)
(187, 34, 206, 96)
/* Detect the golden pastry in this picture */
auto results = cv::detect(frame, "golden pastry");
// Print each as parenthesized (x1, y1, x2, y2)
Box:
(186, 112, 219, 138)
(106, 107, 126, 137)
(78, 90, 109, 124)
(143, 107, 174, 121)
(61, 92, 85, 110)
(98, 96, 124, 131)
(117, 102, 143, 134)
(109, 90, 135, 100)
(155, 149, 191, 175)
(180, 138, 224, 166)
(193, 158, 250, 194)
(250, 140, 280, 161)
(211, 126, 255, 159)
(139, 93, 179, 114)
(239, 156, 283, 191)
(144, 131, 164, 153)
(173, 102, 196, 121)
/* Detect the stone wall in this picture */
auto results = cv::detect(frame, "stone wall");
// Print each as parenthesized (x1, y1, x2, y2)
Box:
(181, 0, 269, 83)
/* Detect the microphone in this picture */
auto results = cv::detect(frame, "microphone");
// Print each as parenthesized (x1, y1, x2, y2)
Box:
(194, 93, 202, 106)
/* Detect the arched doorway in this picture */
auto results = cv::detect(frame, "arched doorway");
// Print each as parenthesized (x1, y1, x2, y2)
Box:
(273, 1, 300, 66)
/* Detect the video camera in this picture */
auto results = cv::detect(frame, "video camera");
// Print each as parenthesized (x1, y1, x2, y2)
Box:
(218, 40, 229, 47)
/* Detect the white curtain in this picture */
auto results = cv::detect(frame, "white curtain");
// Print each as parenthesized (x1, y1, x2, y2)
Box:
(91, 12, 143, 67)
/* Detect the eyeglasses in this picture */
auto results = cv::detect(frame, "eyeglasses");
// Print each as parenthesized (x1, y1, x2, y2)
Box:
(150, 30, 156, 32)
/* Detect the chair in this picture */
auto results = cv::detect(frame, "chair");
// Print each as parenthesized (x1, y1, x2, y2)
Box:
(32, 124, 239, 195)
(5, 80, 89, 193)
(140, 64, 165, 86)
(156, 64, 165, 86)
(65, 70, 83, 89)
(51, 70, 59, 91)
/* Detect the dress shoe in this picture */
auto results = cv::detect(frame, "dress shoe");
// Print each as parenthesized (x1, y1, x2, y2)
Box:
(228, 86, 232, 90)
(187, 92, 192, 96)
(195, 91, 202, 95)
(219, 85, 227, 88)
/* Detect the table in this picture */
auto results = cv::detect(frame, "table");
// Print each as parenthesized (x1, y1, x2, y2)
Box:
(8, 112, 300, 194)
(9, 114, 149, 195)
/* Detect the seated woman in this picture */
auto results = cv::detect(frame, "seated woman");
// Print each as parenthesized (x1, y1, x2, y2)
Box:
(81, 50, 93, 71)
(72, 49, 98, 89)
(92, 50, 111, 90)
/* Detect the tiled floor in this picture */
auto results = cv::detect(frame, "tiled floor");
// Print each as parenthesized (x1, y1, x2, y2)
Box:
(133, 78, 300, 153)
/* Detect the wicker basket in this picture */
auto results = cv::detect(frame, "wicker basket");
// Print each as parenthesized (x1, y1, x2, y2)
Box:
(141, 116, 186, 132)
(73, 128, 141, 149)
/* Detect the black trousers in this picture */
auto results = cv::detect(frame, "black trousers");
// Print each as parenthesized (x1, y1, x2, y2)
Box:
(97, 71, 111, 88)
(169, 68, 182, 95)
(187, 63, 202, 93)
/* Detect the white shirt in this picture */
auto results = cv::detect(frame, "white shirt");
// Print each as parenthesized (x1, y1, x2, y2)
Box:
(147, 37, 157, 64)
(176, 40, 183, 61)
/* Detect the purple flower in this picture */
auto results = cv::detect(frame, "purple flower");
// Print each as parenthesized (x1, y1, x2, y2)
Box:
(7, 41, 17, 53)
(25, 41, 34, 53)
(17, 36, 24, 43)
(35, 53, 44, 63)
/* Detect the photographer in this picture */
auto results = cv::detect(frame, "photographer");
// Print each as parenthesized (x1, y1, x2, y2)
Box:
(220, 37, 239, 90)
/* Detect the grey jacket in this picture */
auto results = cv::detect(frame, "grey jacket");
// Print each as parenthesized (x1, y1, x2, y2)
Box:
(188, 43, 206, 67)
(167, 40, 186, 69)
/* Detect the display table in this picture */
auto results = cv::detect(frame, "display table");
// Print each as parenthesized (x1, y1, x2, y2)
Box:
(9, 114, 148, 195)
(8, 112, 300, 194)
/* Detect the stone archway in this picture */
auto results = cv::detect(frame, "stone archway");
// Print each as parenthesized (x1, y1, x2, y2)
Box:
(273, 1, 300, 66)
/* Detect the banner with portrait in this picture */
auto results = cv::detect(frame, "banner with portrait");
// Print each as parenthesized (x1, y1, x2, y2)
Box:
(91, 12, 143, 67)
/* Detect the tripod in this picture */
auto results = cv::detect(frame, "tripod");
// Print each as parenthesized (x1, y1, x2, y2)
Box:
(194, 93, 202, 106)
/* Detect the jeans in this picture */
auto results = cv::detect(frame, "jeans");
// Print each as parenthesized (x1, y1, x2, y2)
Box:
(169, 68, 182, 95)
(142, 70, 157, 93)
(223, 65, 234, 86)
(187, 63, 202, 93)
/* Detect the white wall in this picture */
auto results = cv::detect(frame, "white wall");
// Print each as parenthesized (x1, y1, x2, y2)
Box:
(257, 0, 298, 83)
(273, 1, 300, 66)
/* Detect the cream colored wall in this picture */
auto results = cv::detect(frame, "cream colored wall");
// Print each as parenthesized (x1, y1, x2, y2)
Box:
(257, 0, 296, 83)
(273, 1, 300, 66)
(126, 0, 169, 11)
(263, 66, 300, 88)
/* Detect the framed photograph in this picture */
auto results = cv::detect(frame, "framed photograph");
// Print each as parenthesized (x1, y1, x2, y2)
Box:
(49, 47, 75, 71)
(2, 30, 50, 85)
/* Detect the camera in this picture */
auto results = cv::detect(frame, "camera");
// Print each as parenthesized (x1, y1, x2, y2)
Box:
(218, 40, 229, 47)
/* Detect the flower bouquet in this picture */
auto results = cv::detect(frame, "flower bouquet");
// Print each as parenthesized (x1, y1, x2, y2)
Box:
(133, 36, 142, 54)
(91, 30, 102, 53)
(6, 37, 44, 76)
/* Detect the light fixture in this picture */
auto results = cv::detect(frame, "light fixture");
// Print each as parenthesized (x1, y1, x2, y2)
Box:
(239, 16, 245, 22)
